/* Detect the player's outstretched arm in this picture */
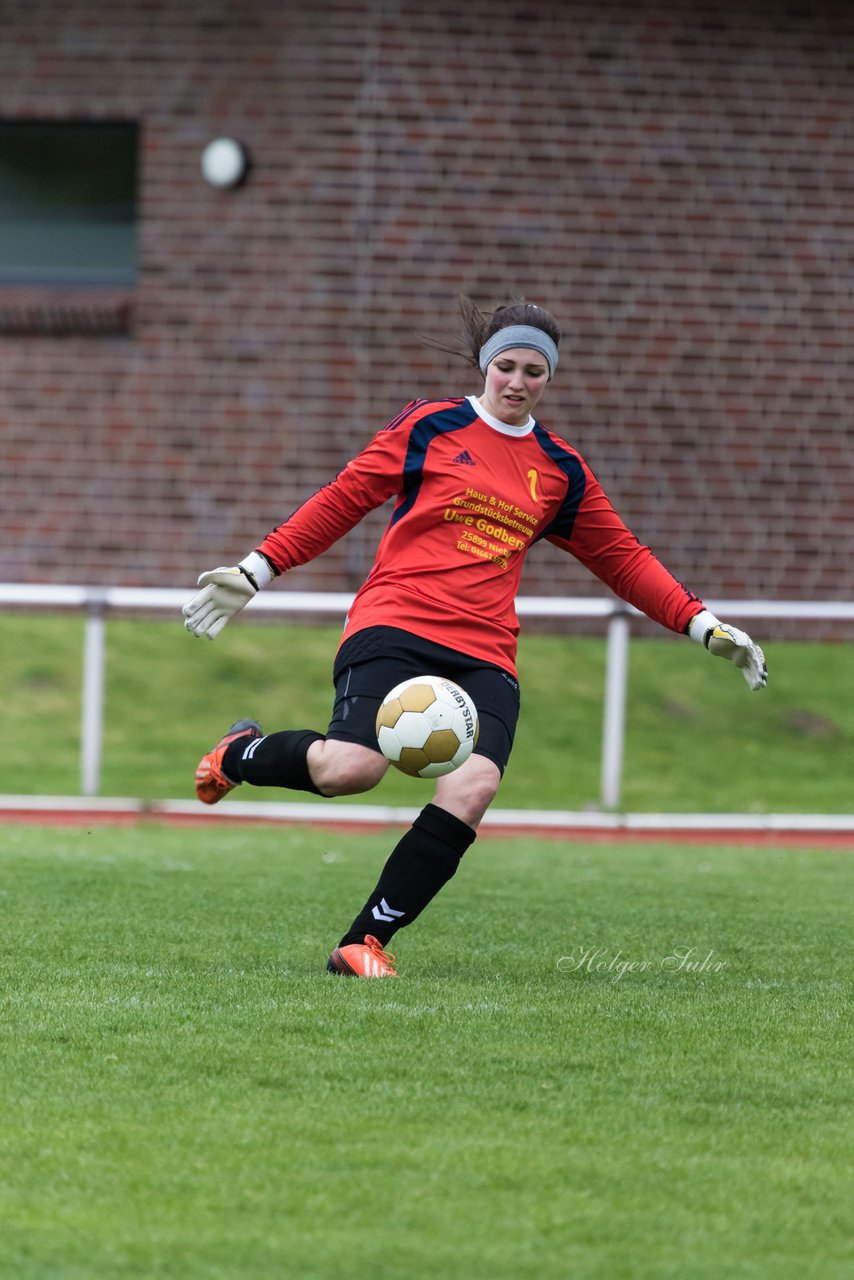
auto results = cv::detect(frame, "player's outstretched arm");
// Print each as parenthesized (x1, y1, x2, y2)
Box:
(688, 609, 767, 690)
(182, 551, 276, 640)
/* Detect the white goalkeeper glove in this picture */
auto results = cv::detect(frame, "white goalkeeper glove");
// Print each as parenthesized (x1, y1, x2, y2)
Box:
(182, 551, 275, 640)
(688, 610, 768, 691)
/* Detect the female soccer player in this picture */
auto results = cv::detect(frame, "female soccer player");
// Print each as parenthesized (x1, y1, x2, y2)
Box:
(183, 298, 767, 978)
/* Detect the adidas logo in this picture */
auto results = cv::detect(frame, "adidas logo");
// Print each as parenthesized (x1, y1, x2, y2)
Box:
(452, 449, 475, 465)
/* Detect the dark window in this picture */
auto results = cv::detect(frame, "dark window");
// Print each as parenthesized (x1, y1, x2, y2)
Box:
(0, 121, 138, 286)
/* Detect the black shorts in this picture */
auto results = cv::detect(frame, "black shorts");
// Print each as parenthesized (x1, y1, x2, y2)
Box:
(327, 626, 521, 775)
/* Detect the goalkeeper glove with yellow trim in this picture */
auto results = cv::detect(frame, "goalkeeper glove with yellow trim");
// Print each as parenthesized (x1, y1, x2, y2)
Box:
(688, 610, 768, 691)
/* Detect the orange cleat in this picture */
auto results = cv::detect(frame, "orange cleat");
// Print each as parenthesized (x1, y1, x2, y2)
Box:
(194, 719, 262, 805)
(327, 934, 398, 978)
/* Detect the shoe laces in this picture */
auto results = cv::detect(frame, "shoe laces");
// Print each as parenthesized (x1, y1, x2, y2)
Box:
(365, 935, 396, 967)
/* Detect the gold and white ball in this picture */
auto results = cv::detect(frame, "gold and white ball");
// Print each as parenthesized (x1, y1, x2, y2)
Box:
(375, 676, 479, 778)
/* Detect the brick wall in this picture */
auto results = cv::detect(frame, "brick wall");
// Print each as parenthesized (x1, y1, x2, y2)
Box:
(1, 0, 852, 621)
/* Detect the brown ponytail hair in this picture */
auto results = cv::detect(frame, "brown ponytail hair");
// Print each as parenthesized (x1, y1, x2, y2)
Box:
(454, 296, 562, 368)
(422, 297, 561, 369)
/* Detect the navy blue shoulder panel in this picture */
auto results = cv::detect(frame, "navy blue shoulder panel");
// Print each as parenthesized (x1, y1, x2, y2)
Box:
(390, 399, 477, 526)
(531, 423, 588, 542)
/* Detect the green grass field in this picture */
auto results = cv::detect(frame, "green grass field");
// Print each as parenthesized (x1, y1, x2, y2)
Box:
(1, 823, 851, 1279)
(3, 614, 854, 811)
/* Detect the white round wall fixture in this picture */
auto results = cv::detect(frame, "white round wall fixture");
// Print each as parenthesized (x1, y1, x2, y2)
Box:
(201, 138, 249, 189)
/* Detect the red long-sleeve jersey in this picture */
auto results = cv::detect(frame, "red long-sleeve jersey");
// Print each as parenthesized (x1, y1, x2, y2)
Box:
(258, 396, 703, 676)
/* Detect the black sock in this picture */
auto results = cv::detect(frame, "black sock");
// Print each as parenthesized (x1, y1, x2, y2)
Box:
(223, 729, 324, 794)
(338, 803, 477, 947)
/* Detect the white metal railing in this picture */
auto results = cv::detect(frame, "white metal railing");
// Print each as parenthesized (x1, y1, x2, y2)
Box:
(3, 584, 853, 810)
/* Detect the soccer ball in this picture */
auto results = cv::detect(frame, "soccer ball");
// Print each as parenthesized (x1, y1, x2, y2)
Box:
(375, 676, 479, 778)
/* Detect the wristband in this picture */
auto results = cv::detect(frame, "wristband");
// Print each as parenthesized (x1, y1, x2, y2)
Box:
(687, 609, 720, 646)
(238, 550, 276, 590)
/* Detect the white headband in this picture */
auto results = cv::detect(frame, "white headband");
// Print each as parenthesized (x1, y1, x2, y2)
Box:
(478, 325, 559, 380)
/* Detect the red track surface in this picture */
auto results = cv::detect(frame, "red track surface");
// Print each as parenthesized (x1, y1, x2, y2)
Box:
(2, 804, 853, 847)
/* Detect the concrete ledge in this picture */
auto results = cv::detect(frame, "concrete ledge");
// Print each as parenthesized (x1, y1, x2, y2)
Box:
(1, 795, 853, 846)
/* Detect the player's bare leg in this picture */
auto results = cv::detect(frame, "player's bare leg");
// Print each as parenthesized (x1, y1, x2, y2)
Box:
(432, 753, 501, 828)
(306, 738, 389, 796)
